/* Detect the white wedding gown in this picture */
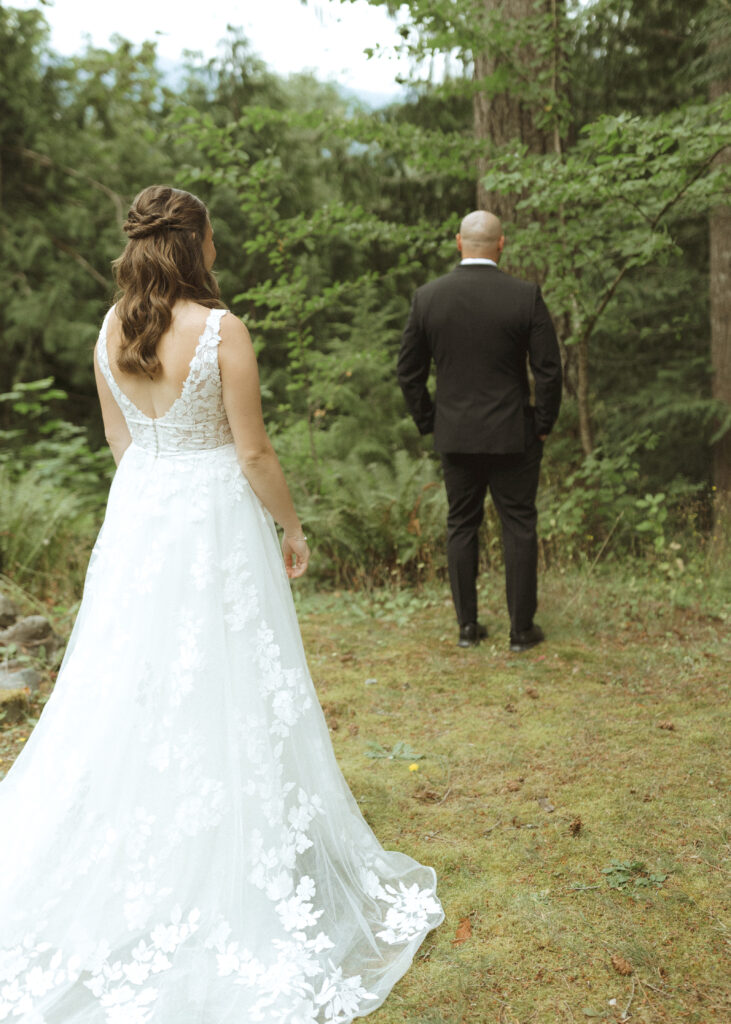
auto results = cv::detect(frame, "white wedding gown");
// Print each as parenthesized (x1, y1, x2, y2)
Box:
(0, 309, 443, 1024)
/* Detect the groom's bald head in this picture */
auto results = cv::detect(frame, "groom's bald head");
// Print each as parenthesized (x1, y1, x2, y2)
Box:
(457, 210, 504, 259)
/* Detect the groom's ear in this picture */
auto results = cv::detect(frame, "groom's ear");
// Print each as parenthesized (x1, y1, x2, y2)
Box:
(456, 233, 463, 253)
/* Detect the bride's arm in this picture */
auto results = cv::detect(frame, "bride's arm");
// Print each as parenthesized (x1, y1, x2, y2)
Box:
(94, 348, 132, 466)
(218, 315, 310, 579)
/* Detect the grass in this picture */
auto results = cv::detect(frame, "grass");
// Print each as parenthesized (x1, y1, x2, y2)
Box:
(291, 563, 729, 1024)
(2, 561, 729, 1023)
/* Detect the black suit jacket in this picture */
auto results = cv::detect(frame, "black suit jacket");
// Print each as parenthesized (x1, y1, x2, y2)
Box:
(397, 264, 563, 454)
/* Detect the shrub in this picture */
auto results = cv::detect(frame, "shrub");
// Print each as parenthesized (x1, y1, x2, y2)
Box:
(0, 466, 98, 602)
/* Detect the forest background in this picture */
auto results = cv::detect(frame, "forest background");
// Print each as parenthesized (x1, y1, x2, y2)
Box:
(1, 4, 729, 1021)
(0, 0, 729, 600)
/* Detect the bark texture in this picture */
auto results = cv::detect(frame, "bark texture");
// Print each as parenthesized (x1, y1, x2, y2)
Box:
(710, 184, 730, 512)
(473, 0, 551, 222)
(709, 31, 730, 535)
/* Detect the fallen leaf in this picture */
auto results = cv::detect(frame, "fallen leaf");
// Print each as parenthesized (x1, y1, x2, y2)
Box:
(611, 954, 633, 976)
(525, 687, 539, 699)
(506, 780, 522, 792)
(504, 702, 517, 713)
(347, 723, 359, 737)
(537, 796, 556, 813)
(451, 917, 472, 946)
(413, 787, 442, 803)
(658, 720, 676, 731)
(569, 816, 583, 836)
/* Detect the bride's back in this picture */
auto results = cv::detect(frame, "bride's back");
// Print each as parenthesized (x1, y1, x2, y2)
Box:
(105, 301, 212, 420)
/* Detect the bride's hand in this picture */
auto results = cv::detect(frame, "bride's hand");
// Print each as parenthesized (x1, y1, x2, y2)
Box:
(282, 533, 310, 579)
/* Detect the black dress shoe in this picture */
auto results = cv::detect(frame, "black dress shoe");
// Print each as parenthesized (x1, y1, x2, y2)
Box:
(458, 622, 488, 648)
(509, 623, 545, 652)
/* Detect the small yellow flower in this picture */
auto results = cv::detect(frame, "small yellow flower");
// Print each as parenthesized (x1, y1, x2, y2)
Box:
(409, 763, 419, 772)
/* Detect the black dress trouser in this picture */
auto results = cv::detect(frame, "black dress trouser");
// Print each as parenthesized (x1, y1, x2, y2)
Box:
(440, 433, 544, 635)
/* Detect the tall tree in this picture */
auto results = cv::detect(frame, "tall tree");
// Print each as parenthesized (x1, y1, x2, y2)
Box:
(0, 13, 174, 408)
(707, 0, 731, 529)
(473, 0, 566, 217)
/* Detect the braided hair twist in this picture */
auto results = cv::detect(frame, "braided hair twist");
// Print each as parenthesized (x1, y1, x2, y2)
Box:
(122, 210, 188, 239)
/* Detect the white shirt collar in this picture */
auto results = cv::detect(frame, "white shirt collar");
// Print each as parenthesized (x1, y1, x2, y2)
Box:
(460, 258, 497, 266)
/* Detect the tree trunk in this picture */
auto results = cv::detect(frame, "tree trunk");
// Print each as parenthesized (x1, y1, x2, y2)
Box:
(473, 0, 551, 222)
(576, 334, 593, 454)
(471, 0, 585, 446)
(709, 30, 731, 537)
(710, 186, 730, 520)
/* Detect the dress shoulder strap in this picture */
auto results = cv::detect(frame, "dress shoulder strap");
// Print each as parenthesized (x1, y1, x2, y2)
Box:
(95, 306, 125, 402)
(200, 308, 228, 349)
(96, 305, 116, 350)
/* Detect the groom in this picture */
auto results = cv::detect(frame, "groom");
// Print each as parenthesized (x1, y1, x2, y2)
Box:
(397, 211, 562, 651)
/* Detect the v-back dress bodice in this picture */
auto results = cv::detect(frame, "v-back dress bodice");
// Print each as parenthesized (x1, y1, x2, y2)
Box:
(96, 307, 233, 454)
(0, 306, 443, 1024)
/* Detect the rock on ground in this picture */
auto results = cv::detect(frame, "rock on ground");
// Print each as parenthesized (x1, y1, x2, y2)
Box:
(0, 667, 42, 693)
(0, 594, 19, 628)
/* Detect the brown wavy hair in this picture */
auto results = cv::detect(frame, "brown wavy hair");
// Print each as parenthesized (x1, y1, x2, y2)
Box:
(112, 185, 225, 377)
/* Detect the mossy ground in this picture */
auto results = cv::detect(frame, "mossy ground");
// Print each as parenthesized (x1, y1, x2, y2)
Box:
(293, 565, 728, 1023)
(2, 564, 728, 1023)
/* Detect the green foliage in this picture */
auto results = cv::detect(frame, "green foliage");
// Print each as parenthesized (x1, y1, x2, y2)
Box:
(482, 96, 728, 473)
(0, 1, 726, 593)
(0, 12, 175, 401)
(0, 378, 109, 600)
(0, 380, 114, 512)
(539, 431, 708, 562)
(287, 445, 447, 586)
(0, 465, 97, 599)
(0, 380, 108, 598)
(484, 100, 729, 317)
(570, 0, 712, 122)
(602, 860, 668, 893)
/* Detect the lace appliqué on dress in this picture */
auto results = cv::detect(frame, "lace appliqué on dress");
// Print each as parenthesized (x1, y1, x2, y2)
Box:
(95, 308, 234, 455)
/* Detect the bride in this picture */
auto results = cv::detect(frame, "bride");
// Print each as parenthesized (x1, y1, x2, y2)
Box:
(0, 186, 443, 1023)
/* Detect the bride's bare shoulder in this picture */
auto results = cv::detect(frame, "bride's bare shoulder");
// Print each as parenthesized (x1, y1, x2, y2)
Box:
(218, 314, 256, 382)
(172, 300, 221, 331)
(105, 300, 210, 331)
(218, 311, 252, 347)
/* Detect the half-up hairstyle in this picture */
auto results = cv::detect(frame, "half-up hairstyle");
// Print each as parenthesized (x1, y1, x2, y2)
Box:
(113, 185, 225, 377)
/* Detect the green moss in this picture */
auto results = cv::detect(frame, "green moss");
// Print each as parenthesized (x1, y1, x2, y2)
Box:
(299, 566, 729, 1023)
